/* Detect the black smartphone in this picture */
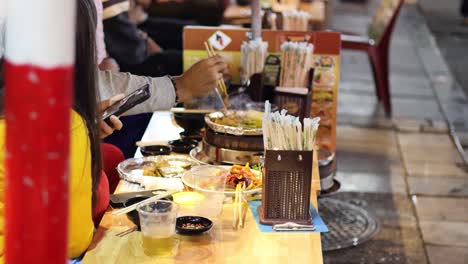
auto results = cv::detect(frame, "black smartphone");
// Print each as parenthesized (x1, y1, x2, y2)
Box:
(102, 84, 151, 125)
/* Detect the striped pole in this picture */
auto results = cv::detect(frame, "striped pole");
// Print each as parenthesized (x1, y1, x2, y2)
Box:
(4, 0, 75, 262)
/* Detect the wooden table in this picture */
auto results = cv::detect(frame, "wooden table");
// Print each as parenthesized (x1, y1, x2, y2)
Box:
(223, 1, 326, 30)
(82, 112, 323, 263)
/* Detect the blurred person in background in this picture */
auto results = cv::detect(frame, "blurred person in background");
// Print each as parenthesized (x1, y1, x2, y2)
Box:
(102, 0, 182, 77)
(143, 0, 229, 26)
(462, 0, 468, 25)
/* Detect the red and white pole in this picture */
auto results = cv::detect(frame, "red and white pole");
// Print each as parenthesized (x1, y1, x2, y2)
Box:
(4, 0, 75, 262)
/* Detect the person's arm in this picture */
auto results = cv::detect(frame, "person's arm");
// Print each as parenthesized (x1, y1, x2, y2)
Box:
(97, 55, 228, 116)
(98, 70, 176, 116)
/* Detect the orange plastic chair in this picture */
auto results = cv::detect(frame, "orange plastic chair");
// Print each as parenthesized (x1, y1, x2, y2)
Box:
(341, 0, 404, 116)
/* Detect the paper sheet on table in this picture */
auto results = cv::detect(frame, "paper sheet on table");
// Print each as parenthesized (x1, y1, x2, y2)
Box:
(248, 200, 328, 232)
(119, 177, 184, 193)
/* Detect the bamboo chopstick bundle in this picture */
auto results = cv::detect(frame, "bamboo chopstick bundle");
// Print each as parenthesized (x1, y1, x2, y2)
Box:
(282, 10, 310, 31)
(279, 41, 314, 88)
(240, 39, 268, 85)
(262, 101, 320, 151)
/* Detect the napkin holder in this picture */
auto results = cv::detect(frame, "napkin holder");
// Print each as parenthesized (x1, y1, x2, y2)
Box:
(258, 149, 313, 225)
(273, 68, 314, 119)
(273, 87, 312, 120)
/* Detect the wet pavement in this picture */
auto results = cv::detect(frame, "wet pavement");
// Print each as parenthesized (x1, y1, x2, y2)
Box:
(323, 0, 468, 263)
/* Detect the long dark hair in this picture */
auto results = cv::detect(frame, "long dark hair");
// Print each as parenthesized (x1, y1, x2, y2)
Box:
(76, 0, 102, 207)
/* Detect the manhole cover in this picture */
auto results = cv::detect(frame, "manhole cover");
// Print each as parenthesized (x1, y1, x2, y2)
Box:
(319, 197, 380, 251)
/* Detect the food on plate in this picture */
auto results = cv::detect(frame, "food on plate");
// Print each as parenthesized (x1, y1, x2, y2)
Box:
(225, 164, 262, 191)
(211, 110, 263, 129)
(140, 160, 192, 177)
(181, 223, 205, 229)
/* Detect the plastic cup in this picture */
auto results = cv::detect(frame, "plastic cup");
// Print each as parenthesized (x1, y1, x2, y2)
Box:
(190, 165, 229, 218)
(137, 200, 179, 257)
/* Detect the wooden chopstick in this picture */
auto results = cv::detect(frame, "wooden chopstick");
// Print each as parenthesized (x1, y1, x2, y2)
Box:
(135, 140, 168, 147)
(204, 41, 230, 108)
(233, 183, 240, 229)
(240, 199, 248, 228)
(115, 226, 137, 237)
(205, 42, 228, 95)
(112, 190, 178, 216)
(170, 107, 217, 114)
(239, 183, 247, 228)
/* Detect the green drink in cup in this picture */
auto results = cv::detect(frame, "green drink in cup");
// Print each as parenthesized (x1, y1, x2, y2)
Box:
(137, 200, 179, 257)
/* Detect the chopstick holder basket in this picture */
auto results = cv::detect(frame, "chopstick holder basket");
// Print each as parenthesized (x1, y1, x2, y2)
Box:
(273, 88, 312, 120)
(273, 68, 314, 119)
(258, 149, 314, 225)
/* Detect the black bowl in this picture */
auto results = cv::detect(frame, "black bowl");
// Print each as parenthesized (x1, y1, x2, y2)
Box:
(176, 216, 213, 235)
(123, 193, 174, 229)
(140, 145, 172, 156)
(173, 103, 206, 133)
(173, 113, 205, 133)
(168, 139, 198, 154)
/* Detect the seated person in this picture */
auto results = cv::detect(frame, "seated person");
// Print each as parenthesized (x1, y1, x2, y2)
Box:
(129, 0, 195, 51)
(143, 0, 229, 26)
(102, 0, 182, 77)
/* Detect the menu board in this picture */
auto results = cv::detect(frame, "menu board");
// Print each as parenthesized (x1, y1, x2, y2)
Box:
(311, 54, 339, 152)
(183, 26, 340, 152)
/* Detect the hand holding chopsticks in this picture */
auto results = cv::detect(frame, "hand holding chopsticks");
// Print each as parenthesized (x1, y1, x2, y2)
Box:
(204, 41, 230, 110)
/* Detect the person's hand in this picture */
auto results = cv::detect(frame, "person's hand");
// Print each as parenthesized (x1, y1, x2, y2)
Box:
(99, 94, 125, 138)
(99, 57, 120, 72)
(137, 30, 162, 55)
(173, 55, 228, 102)
(146, 37, 163, 55)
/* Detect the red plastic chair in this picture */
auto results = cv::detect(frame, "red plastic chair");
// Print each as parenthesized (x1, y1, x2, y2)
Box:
(341, 0, 404, 116)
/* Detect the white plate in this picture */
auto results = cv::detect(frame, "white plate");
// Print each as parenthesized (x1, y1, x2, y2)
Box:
(181, 165, 262, 197)
(117, 155, 199, 184)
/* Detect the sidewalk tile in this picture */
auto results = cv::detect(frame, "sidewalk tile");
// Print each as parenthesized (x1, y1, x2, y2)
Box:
(413, 196, 468, 222)
(408, 176, 468, 197)
(426, 246, 468, 264)
(420, 221, 468, 247)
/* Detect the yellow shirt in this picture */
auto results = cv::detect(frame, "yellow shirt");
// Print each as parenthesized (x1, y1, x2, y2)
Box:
(0, 111, 94, 259)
